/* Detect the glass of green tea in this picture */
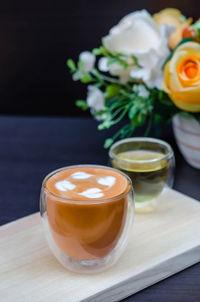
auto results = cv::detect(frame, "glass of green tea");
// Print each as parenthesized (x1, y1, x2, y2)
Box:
(109, 137, 175, 213)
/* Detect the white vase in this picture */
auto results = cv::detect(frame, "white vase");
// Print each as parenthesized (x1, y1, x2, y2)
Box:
(172, 113, 200, 169)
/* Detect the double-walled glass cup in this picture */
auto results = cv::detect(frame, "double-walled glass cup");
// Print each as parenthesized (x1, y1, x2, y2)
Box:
(40, 165, 134, 273)
(109, 138, 175, 213)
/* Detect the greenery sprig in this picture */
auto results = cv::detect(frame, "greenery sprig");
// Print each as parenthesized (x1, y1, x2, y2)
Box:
(67, 44, 196, 148)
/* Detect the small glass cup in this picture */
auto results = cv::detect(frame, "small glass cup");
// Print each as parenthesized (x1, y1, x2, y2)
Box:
(40, 165, 134, 273)
(109, 138, 175, 213)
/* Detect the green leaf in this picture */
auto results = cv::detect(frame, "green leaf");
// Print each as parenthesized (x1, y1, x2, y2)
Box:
(154, 113, 161, 123)
(158, 90, 164, 100)
(66, 59, 76, 72)
(98, 120, 114, 130)
(75, 100, 88, 111)
(103, 123, 135, 149)
(197, 28, 200, 38)
(107, 57, 116, 66)
(131, 56, 140, 67)
(92, 46, 109, 56)
(176, 37, 195, 47)
(92, 48, 101, 55)
(80, 74, 93, 83)
(137, 112, 146, 125)
(128, 105, 138, 119)
(131, 112, 146, 127)
(107, 57, 128, 69)
(78, 60, 84, 71)
(92, 69, 104, 83)
(72, 71, 82, 81)
(105, 85, 120, 98)
(104, 138, 113, 148)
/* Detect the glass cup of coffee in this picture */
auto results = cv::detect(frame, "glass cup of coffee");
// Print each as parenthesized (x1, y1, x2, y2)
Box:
(109, 138, 175, 213)
(40, 165, 134, 273)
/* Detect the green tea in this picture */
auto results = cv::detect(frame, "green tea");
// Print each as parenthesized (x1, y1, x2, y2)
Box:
(112, 150, 169, 203)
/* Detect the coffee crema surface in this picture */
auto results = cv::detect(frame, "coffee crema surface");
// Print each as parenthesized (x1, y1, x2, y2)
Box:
(45, 166, 131, 260)
(46, 166, 128, 201)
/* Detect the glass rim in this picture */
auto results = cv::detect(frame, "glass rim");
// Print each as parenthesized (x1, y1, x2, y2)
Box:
(42, 164, 133, 204)
(109, 137, 174, 164)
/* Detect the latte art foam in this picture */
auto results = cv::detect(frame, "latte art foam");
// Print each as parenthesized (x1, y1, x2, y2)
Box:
(54, 171, 117, 199)
(97, 176, 116, 187)
(46, 167, 128, 200)
(71, 171, 92, 179)
(78, 187, 104, 198)
(55, 180, 76, 191)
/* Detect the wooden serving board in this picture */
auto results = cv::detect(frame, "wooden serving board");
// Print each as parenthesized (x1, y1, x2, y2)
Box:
(1, 188, 200, 302)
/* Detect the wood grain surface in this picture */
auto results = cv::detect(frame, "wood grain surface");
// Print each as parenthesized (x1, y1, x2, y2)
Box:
(1, 188, 200, 302)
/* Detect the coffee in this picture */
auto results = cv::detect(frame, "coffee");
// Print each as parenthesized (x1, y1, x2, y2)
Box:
(44, 166, 131, 260)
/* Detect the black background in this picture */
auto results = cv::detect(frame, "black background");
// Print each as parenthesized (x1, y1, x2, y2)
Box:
(1, 0, 200, 116)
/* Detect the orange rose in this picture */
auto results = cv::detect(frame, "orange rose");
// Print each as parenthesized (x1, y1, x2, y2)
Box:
(163, 41, 200, 112)
(153, 8, 192, 49)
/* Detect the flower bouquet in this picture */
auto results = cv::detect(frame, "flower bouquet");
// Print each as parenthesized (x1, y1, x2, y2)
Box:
(67, 9, 200, 158)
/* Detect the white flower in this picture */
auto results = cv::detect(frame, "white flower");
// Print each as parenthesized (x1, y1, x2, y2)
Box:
(135, 84, 150, 98)
(101, 10, 174, 88)
(98, 57, 132, 83)
(98, 57, 109, 72)
(79, 51, 95, 73)
(86, 86, 105, 112)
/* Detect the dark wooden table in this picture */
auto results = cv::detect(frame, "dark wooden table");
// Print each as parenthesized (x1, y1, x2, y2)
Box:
(0, 115, 199, 302)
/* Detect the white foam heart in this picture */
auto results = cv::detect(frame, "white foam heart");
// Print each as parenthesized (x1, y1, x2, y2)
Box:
(97, 176, 116, 187)
(55, 180, 76, 191)
(71, 171, 92, 179)
(78, 188, 104, 198)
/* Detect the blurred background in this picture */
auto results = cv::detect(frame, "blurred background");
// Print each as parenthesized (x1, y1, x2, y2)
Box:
(1, 0, 200, 116)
